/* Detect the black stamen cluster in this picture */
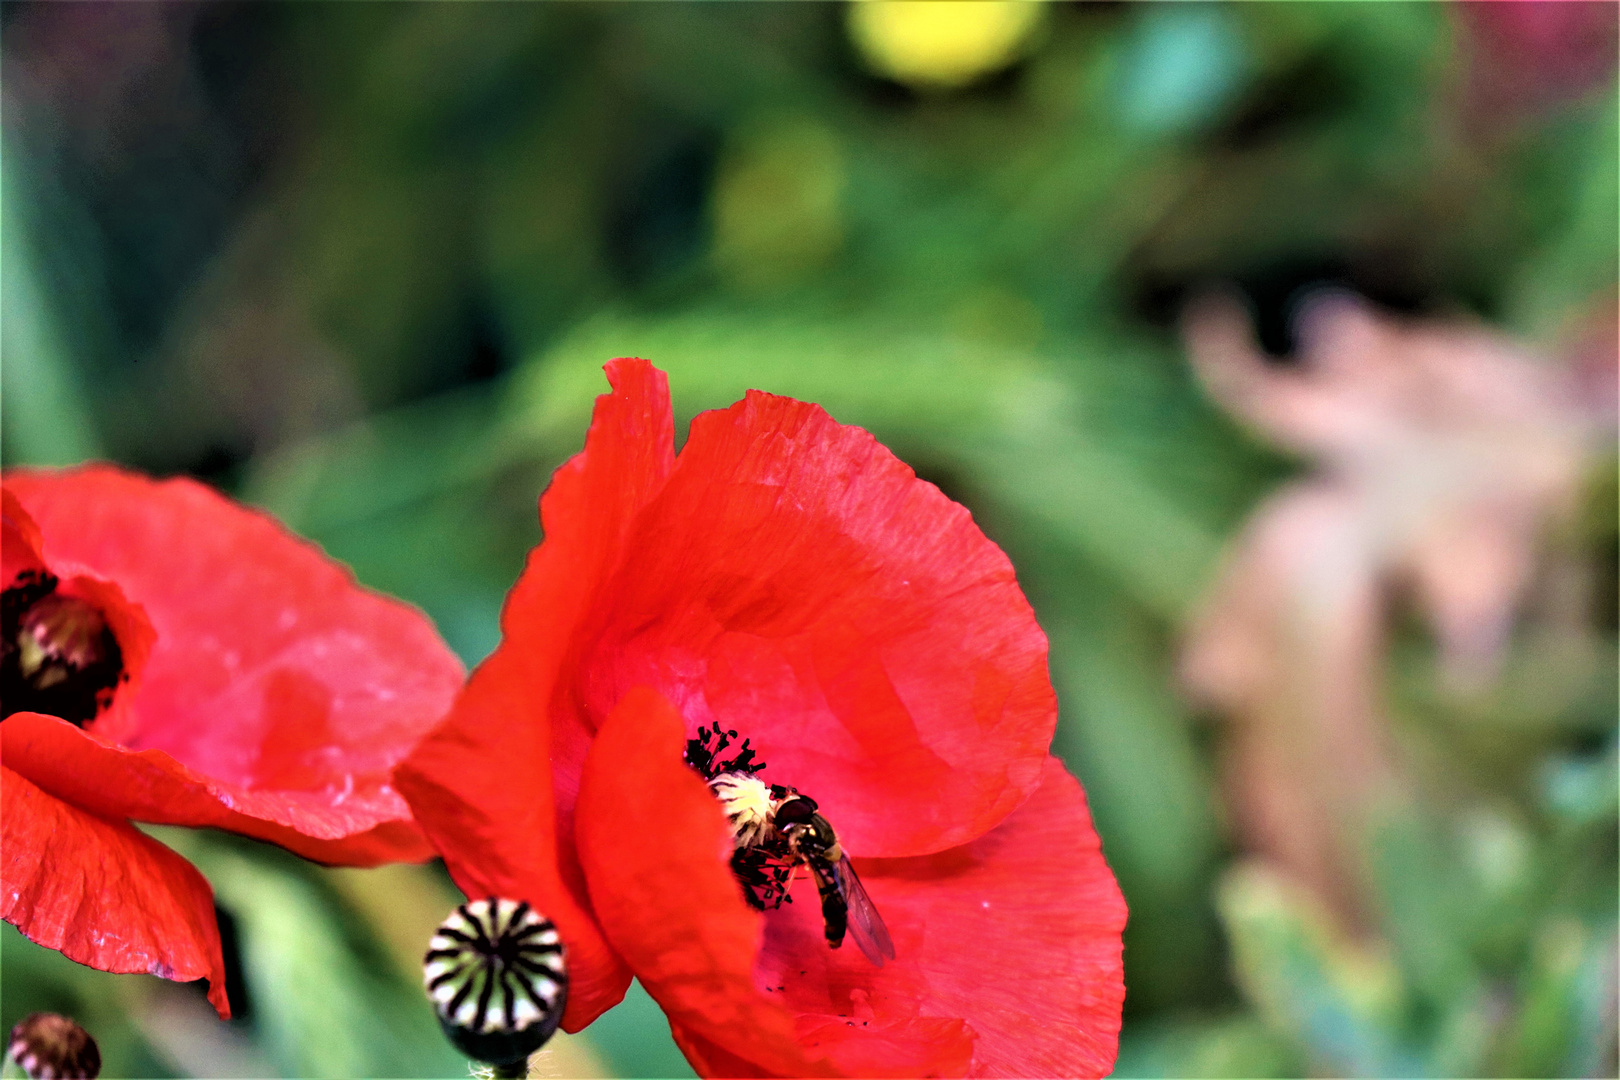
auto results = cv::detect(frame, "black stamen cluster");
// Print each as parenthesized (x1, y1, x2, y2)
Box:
(1, 572, 124, 726)
(683, 724, 765, 781)
(684, 724, 803, 910)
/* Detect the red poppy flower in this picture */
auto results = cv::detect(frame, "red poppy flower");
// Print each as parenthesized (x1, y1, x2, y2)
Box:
(2, 467, 465, 1016)
(397, 360, 1127, 1076)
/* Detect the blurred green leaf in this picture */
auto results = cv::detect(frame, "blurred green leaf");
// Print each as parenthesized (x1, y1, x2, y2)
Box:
(0, 924, 176, 1079)
(1539, 738, 1620, 828)
(1113, 1013, 1302, 1079)
(584, 980, 698, 1080)
(0, 139, 100, 467)
(1365, 807, 1483, 1012)
(1496, 918, 1615, 1076)
(1112, 4, 1249, 137)
(155, 831, 470, 1079)
(1507, 89, 1620, 336)
(1389, 632, 1619, 740)
(1217, 861, 1417, 1077)
(1047, 601, 1223, 1012)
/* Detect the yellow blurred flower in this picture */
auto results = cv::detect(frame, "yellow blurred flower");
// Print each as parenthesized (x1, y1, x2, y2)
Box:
(846, 0, 1049, 90)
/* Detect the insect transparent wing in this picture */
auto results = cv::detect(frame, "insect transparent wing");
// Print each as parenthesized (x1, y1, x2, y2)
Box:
(835, 855, 896, 966)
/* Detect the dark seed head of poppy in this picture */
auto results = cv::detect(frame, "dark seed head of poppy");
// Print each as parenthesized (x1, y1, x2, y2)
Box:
(1, 573, 124, 726)
(424, 898, 568, 1069)
(8, 1012, 101, 1080)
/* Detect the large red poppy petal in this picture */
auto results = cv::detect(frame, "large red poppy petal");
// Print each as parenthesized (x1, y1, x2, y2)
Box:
(2, 712, 431, 865)
(397, 359, 671, 1029)
(797, 1015, 978, 1078)
(1, 765, 230, 1018)
(669, 1022, 773, 1079)
(2, 489, 46, 585)
(671, 1015, 977, 1080)
(395, 647, 630, 1032)
(3, 466, 463, 853)
(756, 756, 1126, 1079)
(509, 356, 675, 872)
(575, 686, 833, 1078)
(579, 391, 1055, 857)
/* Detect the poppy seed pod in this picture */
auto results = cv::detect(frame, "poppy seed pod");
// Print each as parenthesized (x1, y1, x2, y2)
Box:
(424, 898, 568, 1071)
(7, 1013, 101, 1080)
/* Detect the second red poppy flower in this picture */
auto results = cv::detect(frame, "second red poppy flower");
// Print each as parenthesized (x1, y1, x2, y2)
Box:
(3, 468, 465, 1016)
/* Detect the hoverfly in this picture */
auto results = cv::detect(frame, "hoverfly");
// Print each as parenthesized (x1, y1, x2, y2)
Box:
(772, 792, 896, 968)
(710, 769, 896, 967)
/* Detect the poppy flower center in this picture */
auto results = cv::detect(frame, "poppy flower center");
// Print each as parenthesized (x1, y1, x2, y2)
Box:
(683, 724, 804, 911)
(685, 723, 897, 965)
(1, 572, 124, 726)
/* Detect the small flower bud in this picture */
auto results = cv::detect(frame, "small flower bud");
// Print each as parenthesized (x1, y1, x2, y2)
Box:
(7, 1013, 101, 1080)
(424, 898, 567, 1071)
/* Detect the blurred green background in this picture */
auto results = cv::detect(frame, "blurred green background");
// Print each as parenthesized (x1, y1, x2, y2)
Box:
(2, 3, 1615, 1077)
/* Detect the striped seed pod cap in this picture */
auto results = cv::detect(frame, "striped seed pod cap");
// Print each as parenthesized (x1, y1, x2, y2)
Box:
(8, 1013, 101, 1080)
(424, 898, 568, 1067)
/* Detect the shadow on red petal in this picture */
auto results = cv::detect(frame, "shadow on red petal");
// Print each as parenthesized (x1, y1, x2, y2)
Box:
(669, 1019, 971, 1080)
(395, 646, 631, 1031)
(670, 1022, 778, 1079)
(2, 490, 47, 585)
(2, 713, 431, 865)
(1, 765, 230, 1017)
(796, 1014, 975, 1078)
(757, 757, 1126, 1079)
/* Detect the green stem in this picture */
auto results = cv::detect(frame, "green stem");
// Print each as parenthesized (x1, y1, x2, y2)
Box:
(492, 1057, 529, 1079)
